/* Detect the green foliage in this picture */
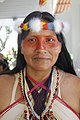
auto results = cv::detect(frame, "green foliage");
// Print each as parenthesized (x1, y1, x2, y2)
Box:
(5, 47, 17, 69)
(0, 26, 12, 52)
(0, 26, 17, 69)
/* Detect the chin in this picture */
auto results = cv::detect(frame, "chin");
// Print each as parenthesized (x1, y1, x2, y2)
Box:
(33, 65, 51, 71)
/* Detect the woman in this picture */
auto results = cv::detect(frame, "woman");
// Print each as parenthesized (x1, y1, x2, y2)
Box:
(0, 11, 80, 120)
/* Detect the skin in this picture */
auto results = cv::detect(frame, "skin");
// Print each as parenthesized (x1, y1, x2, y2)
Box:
(0, 66, 3, 72)
(21, 30, 61, 81)
(0, 54, 4, 72)
(0, 30, 80, 115)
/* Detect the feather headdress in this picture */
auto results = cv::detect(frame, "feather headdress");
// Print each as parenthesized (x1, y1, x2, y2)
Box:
(14, 17, 69, 34)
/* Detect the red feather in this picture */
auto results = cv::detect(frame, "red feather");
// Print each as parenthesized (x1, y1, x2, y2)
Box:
(39, 0, 46, 6)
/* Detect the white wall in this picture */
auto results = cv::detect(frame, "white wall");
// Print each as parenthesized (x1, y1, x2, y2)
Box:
(56, 0, 80, 76)
(72, 0, 80, 76)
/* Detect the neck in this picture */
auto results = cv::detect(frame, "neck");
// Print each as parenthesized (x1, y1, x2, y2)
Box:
(26, 67, 52, 82)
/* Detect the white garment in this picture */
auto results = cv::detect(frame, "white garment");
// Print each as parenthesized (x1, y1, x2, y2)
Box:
(0, 104, 24, 120)
(0, 68, 80, 120)
(0, 74, 24, 120)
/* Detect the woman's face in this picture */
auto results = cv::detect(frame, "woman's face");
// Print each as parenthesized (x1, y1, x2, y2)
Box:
(21, 30, 61, 71)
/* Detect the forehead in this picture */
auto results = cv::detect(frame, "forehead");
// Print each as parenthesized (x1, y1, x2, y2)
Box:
(27, 30, 56, 37)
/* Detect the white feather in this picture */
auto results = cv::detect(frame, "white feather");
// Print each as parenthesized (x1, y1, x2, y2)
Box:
(53, 19, 70, 33)
(29, 18, 42, 32)
(53, 19, 62, 33)
(62, 21, 70, 33)
(14, 20, 22, 33)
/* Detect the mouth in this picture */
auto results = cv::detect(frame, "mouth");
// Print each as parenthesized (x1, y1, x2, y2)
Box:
(32, 54, 51, 61)
(32, 56, 51, 61)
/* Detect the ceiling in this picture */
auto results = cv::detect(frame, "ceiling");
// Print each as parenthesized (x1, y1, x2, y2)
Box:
(0, 0, 71, 19)
(0, 0, 41, 19)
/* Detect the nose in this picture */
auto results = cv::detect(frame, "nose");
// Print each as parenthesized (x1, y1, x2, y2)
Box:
(36, 37, 47, 50)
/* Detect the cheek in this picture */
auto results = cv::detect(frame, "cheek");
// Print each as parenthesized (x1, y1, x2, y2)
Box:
(21, 42, 31, 59)
(51, 44, 61, 57)
(47, 42, 61, 48)
(22, 49, 32, 64)
(22, 41, 34, 54)
(22, 41, 30, 48)
(22, 40, 36, 51)
(51, 49, 60, 64)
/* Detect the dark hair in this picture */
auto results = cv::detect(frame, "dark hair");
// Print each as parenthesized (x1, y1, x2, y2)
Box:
(0, 11, 76, 75)
(0, 59, 9, 72)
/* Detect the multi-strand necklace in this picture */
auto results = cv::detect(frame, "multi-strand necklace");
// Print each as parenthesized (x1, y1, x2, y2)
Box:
(18, 66, 59, 120)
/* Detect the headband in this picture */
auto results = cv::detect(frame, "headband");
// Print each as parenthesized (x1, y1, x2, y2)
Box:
(14, 17, 69, 34)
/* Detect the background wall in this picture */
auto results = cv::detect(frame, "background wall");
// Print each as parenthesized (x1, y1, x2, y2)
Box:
(72, 0, 80, 76)
(56, 0, 80, 76)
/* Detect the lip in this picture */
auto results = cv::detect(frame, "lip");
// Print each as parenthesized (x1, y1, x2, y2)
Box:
(32, 53, 52, 60)
(32, 56, 51, 60)
(33, 57, 50, 59)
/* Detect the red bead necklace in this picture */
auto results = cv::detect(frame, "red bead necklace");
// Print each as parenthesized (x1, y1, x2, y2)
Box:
(18, 66, 59, 120)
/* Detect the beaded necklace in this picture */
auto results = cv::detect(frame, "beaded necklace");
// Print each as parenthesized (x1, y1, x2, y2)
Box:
(18, 66, 59, 120)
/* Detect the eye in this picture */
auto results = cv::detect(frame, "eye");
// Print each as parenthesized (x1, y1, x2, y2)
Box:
(28, 38, 36, 43)
(46, 38, 54, 42)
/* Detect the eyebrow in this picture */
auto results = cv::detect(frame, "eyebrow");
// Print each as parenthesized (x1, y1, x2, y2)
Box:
(28, 33, 56, 37)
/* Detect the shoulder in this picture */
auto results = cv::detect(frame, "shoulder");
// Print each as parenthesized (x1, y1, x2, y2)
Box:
(59, 71, 80, 113)
(0, 74, 15, 91)
(61, 72, 80, 97)
(63, 72, 80, 87)
(0, 74, 19, 112)
(0, 74, 15, 82)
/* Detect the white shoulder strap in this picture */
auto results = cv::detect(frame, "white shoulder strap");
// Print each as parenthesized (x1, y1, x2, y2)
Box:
(10, 73, 19, 104)
(58, 70, 64, 98)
